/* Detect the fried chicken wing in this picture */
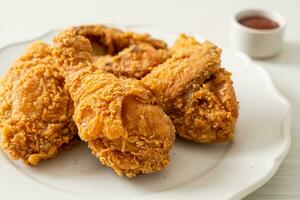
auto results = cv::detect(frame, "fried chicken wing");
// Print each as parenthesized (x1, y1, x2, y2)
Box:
(70, 25, 167, 55)
(95, 43, 170, 79)
(53, 31, 175, 177)
(0, 42, 78, 165)
(142, 35, 239, 143)
(69, 25, 170, 79)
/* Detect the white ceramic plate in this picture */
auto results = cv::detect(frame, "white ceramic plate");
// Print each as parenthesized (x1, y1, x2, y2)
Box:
(0, 25, 291, 200)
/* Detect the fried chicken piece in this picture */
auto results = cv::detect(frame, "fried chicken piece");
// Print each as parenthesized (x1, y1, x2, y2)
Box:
(69, 25, 170, 79)
(95, 43, 170, 79)
(53, 31, 175, 177)
(142, 34, 239, 143)
(0, 42, 78, 165)
(70, 25, 167, 55)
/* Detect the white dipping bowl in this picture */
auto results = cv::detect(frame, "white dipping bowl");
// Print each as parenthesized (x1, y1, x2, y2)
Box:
(230, 9, 286, 58)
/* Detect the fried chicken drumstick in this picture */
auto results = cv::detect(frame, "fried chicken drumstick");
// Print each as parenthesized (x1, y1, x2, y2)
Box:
(53, 31, 175, 177)
(0, 42, 78, 165)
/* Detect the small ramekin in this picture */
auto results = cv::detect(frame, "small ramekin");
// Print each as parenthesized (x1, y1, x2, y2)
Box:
(230, 9, 286, 59)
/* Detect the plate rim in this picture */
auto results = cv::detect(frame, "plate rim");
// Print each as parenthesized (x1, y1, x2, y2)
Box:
(226, 54, 292, 199)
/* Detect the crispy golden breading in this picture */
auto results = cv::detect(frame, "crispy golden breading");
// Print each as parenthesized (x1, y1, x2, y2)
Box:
(95, 43, 170, 79)
(142, 35, 239, 143)
(0, 42, 78, 165)
(53, 31, 175, 177)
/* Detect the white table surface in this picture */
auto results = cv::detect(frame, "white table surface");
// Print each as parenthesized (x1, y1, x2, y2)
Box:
(0, 0, 299, 199)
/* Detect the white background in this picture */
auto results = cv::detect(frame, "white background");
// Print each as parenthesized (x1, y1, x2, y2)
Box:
(0, 0, 299, 199)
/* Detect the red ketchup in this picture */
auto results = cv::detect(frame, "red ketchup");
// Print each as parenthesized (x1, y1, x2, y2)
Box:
(238, 16, 279, 30)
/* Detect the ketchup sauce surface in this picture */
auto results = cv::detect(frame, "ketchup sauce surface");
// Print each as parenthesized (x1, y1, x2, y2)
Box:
(238, 16, 279, 30)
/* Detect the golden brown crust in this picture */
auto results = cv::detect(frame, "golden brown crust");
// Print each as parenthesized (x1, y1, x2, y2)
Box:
(0, 42, 78, 165)
(53, 31, 175, 177)
(142, 36, 222, 105)
(168, 67, 239, 143)
(89, 95, 175, 177)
